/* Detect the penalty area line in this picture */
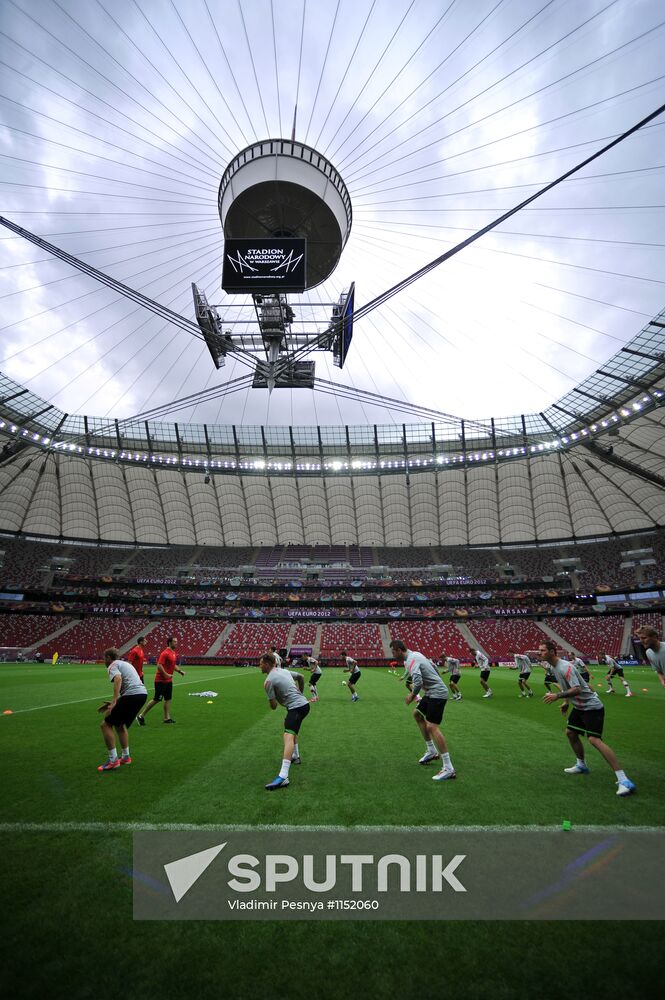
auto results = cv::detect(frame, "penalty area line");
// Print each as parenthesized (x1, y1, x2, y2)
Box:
(0, 822, 663, 834)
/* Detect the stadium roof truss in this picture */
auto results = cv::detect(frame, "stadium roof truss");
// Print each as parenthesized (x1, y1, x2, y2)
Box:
(2, 309, 665, 547)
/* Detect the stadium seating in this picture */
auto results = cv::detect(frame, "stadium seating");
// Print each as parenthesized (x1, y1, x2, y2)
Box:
(37, 617, 143, 660)
(465, 619, 550, 659)
(142, 620, 226, 658)
(631, 612, 663, 632)
(0, 613, 75, 649)
(290, 624, 318, 644)
(217, 623, 291, 661)
(542, 616, 625, 657)
(319, 623, 384, 661)
(386, 621, 470, 660)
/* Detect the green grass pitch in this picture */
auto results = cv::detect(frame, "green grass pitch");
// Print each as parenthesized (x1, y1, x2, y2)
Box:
(0, 662, 663, 999)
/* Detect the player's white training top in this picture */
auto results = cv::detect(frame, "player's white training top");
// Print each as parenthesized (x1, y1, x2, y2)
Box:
(345, 656, 358, 673)
(475, 652, 490, 670)
(445, 657, 461, 674)
(514, 654, 532, 674)
(605, 655, 619, 670)
(108, 659, 147, 698)
(406, 650, 448, 700)
(272, 651, 283, 667)
(309, 657, 321, 674)
(645, 644, 665, 676)
(264, 667, 308, 710)
(572, 657, 587, 672)
(552, 658, 603, 711)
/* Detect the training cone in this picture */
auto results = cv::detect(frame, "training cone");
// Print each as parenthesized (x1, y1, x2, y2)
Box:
(562, 820, 572, 831)
(642, 688, 648, 692)
(207, 700, 213, 704)
(3, 709, 13, 715)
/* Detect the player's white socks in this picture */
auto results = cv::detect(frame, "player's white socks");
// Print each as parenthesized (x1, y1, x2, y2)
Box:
(108, 748, 118, 762)
(576, 758, 585, 768)
(441, 752, 453, 771)
(122, 748, 130, 759)
(615, 769, 627, 782)
(279, 759, 292, 779)
(291, 747, 300, 761)
(426, 741, 436, 754)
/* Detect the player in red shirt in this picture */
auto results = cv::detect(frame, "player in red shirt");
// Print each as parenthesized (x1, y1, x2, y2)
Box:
(126, 636, 147, 682)
(136, 636, 185, 725)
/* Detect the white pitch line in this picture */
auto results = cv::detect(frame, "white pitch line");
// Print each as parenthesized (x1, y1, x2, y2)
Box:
(0, 670, 251, 715)
(0, 822, 662, 834)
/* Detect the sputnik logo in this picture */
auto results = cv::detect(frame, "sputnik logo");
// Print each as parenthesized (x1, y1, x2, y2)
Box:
(164, 843, 226, 902)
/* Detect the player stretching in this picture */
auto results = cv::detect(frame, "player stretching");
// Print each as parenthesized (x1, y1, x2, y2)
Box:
(97, 648, 147, 771)
(603, 653, 633, 697)
(270, 645, 283, 668)
(136, 636, 184, 725)
(473, 649, 492, 698)
(538, 640, 636, 796)
(261, 652, 310, 790)
(341, 650, 361, 701)
(514, 652, 534, 698)
(543, 658, 560, 692)
(636, 626, 665, 690)
(390, 640, 456, 781)
(572, 655, 591, 683)
(303, 654, 323, 702)
(126, 635, 146, 682)
(445, 656, 463, 701)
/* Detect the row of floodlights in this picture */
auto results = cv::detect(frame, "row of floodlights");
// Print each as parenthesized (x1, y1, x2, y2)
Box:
(0, 392, 661, 472)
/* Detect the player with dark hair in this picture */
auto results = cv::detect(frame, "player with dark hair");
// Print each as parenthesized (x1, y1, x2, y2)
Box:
(341, 649, 361, 701)
(572, 655, 591, 684)
(270, 645, 283, 668)
(261, 652, 310, 790)
(473, 648, 492, 698)
(444, 655, 462, 701)
(390, 639, 456, 781)
(513, 652, 534, 698)
(97, 648, 147, 771)
(302, 654, 323, 702)
(538, 640, 636, 796)
(136, 636, 184, 725)
(636, 626, 665, 690)
(603, 652, 633, 697)
(126, 635, 146, 682)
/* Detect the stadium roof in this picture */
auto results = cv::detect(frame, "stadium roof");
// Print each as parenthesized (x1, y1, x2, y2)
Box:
(1, 307, 664, 546)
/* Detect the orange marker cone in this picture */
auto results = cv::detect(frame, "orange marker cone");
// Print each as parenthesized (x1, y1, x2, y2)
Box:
(3, 709, 13, 715)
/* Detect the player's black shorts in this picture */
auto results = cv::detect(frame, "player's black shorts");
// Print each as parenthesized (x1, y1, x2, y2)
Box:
(415, 696, 446, 726)
(450, 673, 461, 684)
(579, 670, 590, 682)
(544, 671, 557, 684)
(284, 703, 310, 735)
(608, 666, 624, 678)
(154, 681, 173, 702)
(105, 693, 147, 728)
(567, 706, 604, 739)
(519, 671, 531, 681)
(480, 669, 491, 682)
(310, 671, 322, 684)
(349, 670, 361, 685)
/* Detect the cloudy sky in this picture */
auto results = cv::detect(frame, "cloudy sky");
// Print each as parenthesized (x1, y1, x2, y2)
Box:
(1, 0, 664, 430)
